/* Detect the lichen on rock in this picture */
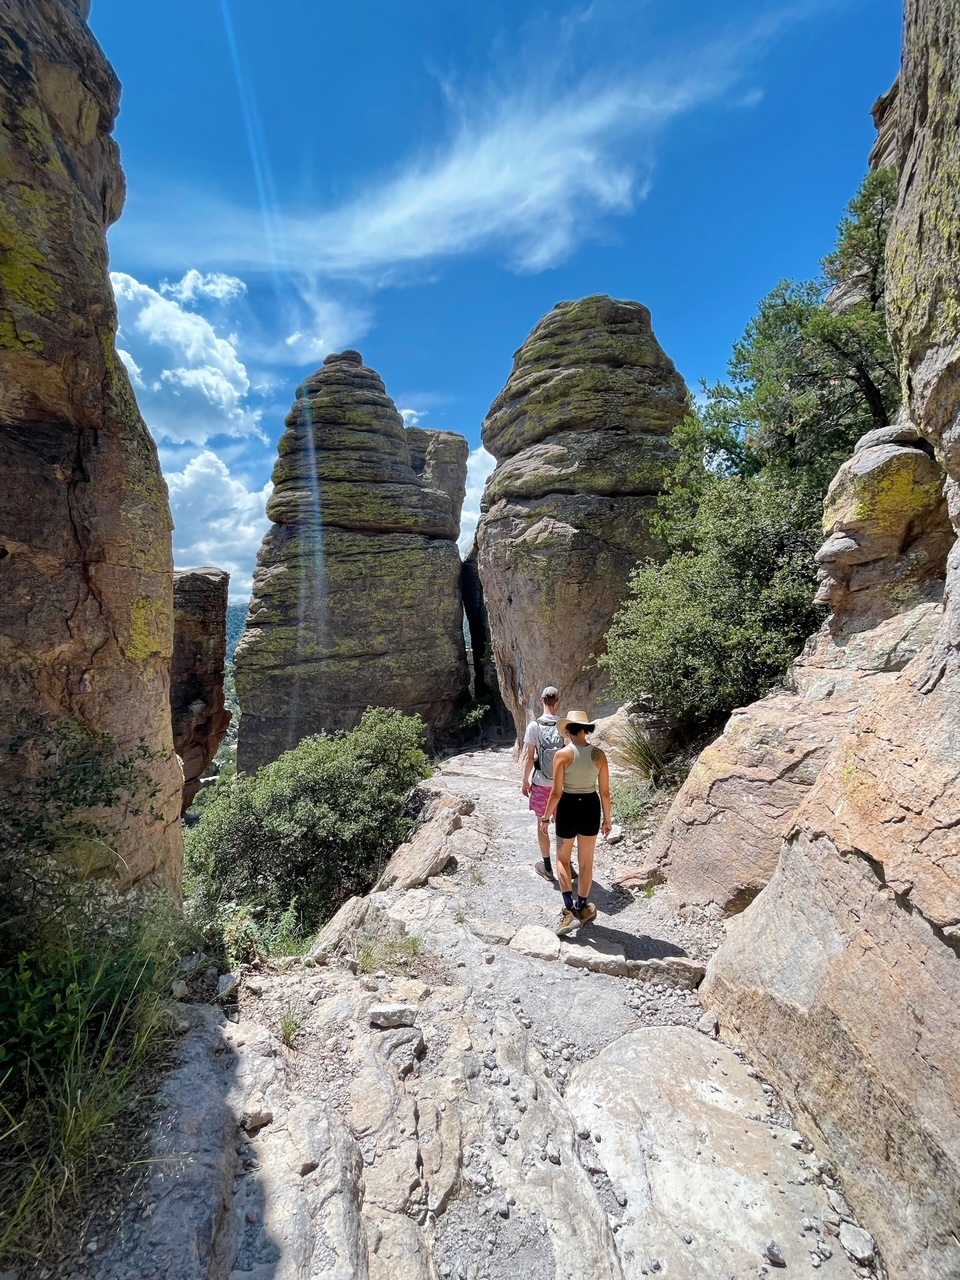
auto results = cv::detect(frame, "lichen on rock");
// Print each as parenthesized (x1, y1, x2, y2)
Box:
(0, 0, 182, 890)
(235, 352, 470, 773)
(476, 295, 688, 739)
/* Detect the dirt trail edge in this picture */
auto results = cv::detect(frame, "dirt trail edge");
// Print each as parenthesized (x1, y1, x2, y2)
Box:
(92, 747, 883, 1280)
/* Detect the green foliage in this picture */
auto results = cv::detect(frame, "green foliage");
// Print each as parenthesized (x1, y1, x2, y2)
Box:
(605, 475, 823, 727)
(0, 888, 186, 1263)
(451, 700, 490, 732)
(610, 722, 665, 782)
(185, 707, 429, 940)
(610, 778, 658, 828)
(0, 721, 192, 1264)
(700, 167, 899, 491)
(603, 169, 898, 728)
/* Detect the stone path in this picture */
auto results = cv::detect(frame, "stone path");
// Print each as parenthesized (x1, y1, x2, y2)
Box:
(87, 747, 883, 1280)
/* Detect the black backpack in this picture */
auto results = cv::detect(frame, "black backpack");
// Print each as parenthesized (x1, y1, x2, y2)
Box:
(533, 716, 564, 779)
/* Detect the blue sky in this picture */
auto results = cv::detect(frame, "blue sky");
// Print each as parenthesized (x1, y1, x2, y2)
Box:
(89, 0, 903, 600)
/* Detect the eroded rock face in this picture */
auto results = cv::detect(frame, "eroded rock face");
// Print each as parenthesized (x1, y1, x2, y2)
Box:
(235, 352, 469, 773)
(0, 0, 182, 888)
(405, 425, 469, 539)
(171, 568, 231, 813)
(476, 295, 688, 739)
(704, 11, 960, 1275)
(650, 423, 951, 913)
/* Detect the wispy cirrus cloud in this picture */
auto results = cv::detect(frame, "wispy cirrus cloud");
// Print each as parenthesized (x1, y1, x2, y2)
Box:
(112, 7, 810, 283)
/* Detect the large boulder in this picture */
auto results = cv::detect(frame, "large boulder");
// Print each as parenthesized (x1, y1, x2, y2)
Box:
(703, 10, 960, 1276)
(476, 295, 688, 739)
(650, 422, 951, 913)
(0, 0, 183, 888)
(235, 352, 470, 773)
(171, 567, 231, 813)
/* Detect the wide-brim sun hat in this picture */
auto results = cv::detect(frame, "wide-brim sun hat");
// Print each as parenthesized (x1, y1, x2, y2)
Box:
(558, 709, 595, 735)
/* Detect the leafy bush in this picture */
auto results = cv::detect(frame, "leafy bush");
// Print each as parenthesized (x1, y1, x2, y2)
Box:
(185, 707, 430, 940)
(0, 721, 187, 1265)
(603, 169, 897, 729)
(604, 475, 823, 728)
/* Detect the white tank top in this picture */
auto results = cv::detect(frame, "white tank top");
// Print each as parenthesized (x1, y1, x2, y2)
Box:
(563, 741, 600, 794)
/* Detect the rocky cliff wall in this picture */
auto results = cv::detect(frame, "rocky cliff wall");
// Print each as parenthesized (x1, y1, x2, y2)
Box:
(649, 418, 951, 912)
(475, 295, 688, 739)
(235, 352, 470, 774)
(172, 568, 231, 813)
(703, 9, 960, 1275)
(0, 0, 183, 888)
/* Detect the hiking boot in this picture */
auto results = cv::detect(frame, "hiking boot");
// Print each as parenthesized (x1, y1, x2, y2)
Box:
(556, 908, 579, 937)
(576, 902, 598, 927)
(534, 861, 555, 884)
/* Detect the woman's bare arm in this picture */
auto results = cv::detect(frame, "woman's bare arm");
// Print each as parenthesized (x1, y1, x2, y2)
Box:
(594, 748, 613, 836)
(541, 746, 573, 825)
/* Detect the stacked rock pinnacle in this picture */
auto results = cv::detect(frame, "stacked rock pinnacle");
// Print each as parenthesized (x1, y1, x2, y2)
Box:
(235, 352, 469, 773)
(476, 295, 688, 738)
(171, 567, 232, 812)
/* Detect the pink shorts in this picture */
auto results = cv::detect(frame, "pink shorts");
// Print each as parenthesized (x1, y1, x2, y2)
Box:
(528, 784, 552, 819)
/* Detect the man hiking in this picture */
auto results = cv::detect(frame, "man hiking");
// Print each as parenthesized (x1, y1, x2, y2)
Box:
(521, 686, 565, 884)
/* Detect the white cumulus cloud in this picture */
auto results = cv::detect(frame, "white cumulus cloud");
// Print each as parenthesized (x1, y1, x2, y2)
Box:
(459, 446, 497, 554)
(112, 270, 262, 445)
(160, 269, 247, 303)
(164, 448, 272, 600)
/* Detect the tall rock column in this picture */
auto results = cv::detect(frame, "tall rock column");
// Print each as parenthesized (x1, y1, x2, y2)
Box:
(0, 0, 183, 888)
(476, 295, 688, 739)
(171, 568, 231, 813)
(703, 12, 960, 1276)
(235, 352, 470, 774)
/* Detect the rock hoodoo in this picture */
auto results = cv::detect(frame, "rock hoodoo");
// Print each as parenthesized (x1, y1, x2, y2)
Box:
(405, 425, 469, 539)
(0, 0, 183, 887)
(235, 352, 470, 774)
(647, 417, 951, 913)
(475, 295, 688, 739)
(702, 10, 960, 1275)
(171, 568, 231, 813)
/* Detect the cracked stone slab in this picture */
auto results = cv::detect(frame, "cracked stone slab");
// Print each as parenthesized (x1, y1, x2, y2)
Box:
(566, 1026, 861, 1279)
(560, 936, 629, 976)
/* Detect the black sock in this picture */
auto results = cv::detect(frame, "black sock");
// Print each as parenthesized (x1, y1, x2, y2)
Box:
(542, 857, 553, 872)
(562, 891, 574, 910)
(575, 895, 588, 910)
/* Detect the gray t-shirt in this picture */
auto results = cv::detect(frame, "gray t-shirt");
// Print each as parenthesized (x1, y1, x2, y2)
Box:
(524, 714, 559, 788)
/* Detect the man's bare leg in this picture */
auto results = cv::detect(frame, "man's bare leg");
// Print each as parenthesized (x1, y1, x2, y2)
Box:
(537, 820, 553, 863)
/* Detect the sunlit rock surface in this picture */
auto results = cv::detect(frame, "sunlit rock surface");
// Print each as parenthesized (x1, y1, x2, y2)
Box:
(0, 0, 183, 887)
(235, 352, 469, 773)
(171, 567, 231, 813)
(650, 419, 951, 913)
(705, 11, 960, 1274)
(476, 295, 688, 739)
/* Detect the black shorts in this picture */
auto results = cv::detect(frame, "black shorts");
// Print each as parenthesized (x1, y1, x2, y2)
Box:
(555, 791, 601, 839)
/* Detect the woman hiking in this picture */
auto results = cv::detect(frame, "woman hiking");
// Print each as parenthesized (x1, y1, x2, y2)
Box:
(538, 709, 612, 936)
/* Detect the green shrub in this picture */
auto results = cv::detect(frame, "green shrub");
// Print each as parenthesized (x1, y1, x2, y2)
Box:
(611, 778, 657, 829)
(185, 707, 429, 940)
(603, 475, 823, 728)
(0, 721, 187, 1265)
